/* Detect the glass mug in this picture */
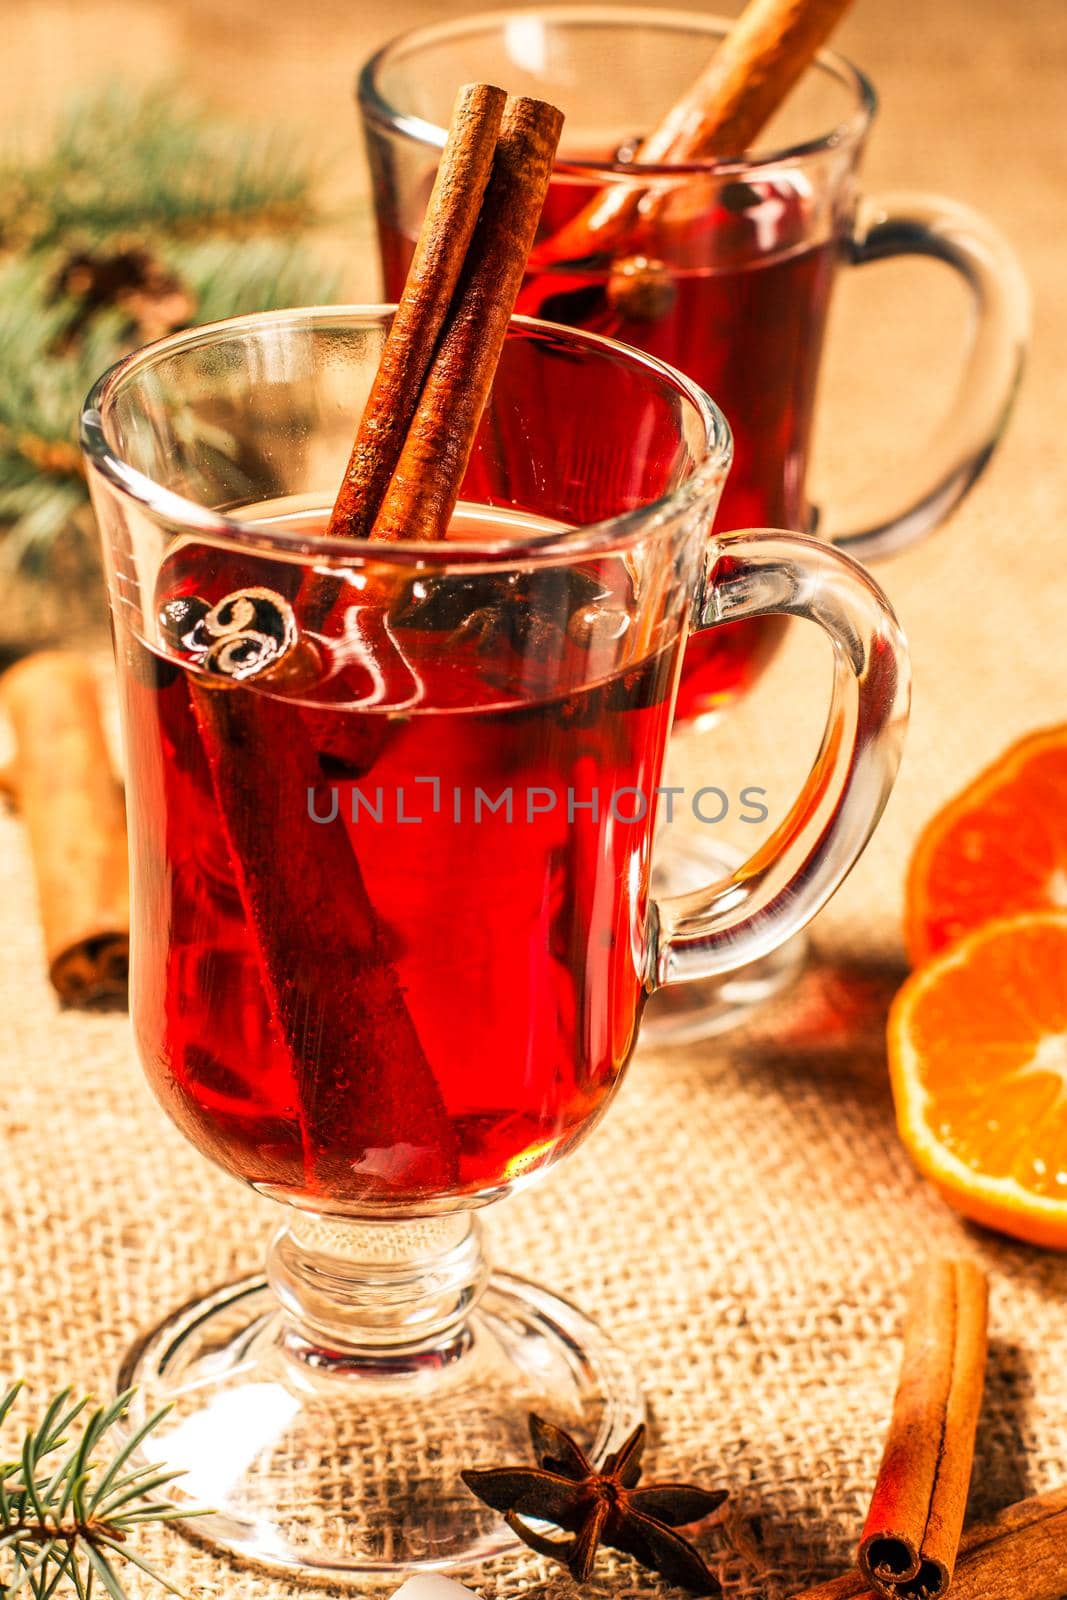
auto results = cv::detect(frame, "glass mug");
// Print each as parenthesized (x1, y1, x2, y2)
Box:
(82, 308, 908, 1578)
(358, 6, 1027, 1040)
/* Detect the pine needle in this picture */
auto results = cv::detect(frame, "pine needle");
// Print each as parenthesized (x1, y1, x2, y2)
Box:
(0, 82, 341, 601)
(0, 1383, 204, 1600)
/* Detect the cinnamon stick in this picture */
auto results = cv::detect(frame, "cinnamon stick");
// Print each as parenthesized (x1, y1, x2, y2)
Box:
(327, 82, 506, 542)
(530, 0, 855, 317)
(305, 87, 560, 632)
(636, 0, 857, 163)
(794, 1486, 1067, 1600)
(189, 683, 458, 1192)
(369, 93, 563, 542)
(859, 1260, 989, 1600)
(2, 652, 128, 1005)
(185, 89, 564, 1192)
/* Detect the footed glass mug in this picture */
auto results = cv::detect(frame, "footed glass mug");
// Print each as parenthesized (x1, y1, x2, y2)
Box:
(359, 5, 1028, 1041)
(82, 308, 908, 1580)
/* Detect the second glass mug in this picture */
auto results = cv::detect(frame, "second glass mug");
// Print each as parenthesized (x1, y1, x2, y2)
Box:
(359, 5, 1029, 1039)
(83, 308, 908, 1579)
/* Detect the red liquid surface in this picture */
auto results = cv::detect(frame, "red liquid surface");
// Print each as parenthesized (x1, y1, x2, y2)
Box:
(378, 167, 838, 722)
(120, 521, 677, 1211)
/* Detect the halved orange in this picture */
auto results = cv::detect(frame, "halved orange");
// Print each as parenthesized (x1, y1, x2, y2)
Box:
(888, 911, 1067, 1249)
(905, 725, 1067, 965)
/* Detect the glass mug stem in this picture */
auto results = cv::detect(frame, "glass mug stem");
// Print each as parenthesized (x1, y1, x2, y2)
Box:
(268, 1211, 489, 1364)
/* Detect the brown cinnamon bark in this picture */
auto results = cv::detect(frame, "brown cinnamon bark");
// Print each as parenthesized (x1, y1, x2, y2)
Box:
(190, 683, 457, 1193)
(304, 88, 561, 619)
(370, 94, 563, 542)
(794, 1487, 1067, 1600)
(188, 88, 563, 1192)
(327, 82, 506, 543)
(2, 653, 128, 1005)
(858, 1260, 989, 1600)
(535, 0, 856, 280)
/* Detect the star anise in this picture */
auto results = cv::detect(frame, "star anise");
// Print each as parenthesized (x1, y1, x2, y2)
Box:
(462, 1414, 727, 1593)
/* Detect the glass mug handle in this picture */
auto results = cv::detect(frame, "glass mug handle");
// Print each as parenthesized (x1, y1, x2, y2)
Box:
(650, 530, 909, 989)
(819, 192, 1030, 564)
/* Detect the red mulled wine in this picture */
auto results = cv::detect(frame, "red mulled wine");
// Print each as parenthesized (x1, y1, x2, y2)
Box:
(120, 509, 677, 1211)
(377, 166, 837, 723)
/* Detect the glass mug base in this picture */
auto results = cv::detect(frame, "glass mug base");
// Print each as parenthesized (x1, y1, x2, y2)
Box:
(116, 1223, 643, 1581)
(642, 834, 808, 1046)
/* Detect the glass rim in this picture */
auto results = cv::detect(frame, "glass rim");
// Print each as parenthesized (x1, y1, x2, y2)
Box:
(357, 3, 878, 178)
(80, 304, 733, 569)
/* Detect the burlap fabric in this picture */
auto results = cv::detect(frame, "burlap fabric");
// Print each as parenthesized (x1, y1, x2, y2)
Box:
(2, 0, 1066, 1594)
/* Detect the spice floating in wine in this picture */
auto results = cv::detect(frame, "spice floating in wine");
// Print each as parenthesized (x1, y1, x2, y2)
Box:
(387, 173, 834, 720)
(528, 165, 835, 721)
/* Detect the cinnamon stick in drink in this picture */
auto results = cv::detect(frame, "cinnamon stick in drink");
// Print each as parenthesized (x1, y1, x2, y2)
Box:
(528, 0, 855, 323)
(636, 0, 857, 162)
(2, 652, 128, 1005)
(369, 94, 564, 542)
(858, 1260, 989, 1600)
(190, 683, 458, 1191)
(794, 1486, 1067, 1600)
(328, 82, 506, 542)
(307, 87, 561, 626)
(188, 88, 563, 1191)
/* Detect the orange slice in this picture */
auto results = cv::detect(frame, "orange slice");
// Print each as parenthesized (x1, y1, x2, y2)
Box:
(905, 724, 1067, 964)
(888, 911, 1067, 1249)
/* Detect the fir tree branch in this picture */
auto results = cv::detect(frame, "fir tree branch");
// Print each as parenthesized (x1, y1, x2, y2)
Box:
(0, 1383, 204, 1600)
(0, 84, 343, 599)
(0, 84, 323, 254)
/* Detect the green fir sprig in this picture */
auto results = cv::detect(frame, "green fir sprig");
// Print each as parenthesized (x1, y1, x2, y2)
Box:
(0, 1382, 200, 1600)
(0, 84, 341, 613)
(0, 83, 323, 256)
